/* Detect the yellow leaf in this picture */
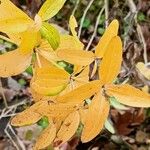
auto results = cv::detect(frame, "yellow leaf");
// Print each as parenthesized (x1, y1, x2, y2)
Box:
(0, 0, 32, 21)
(38, 39, 53, 51)
(31, 79, 68, 96)
(136, 62, 150, 80)
(34, 66, 69, 79)
(81, 92, 110, 143)
(55, 111, 80, 145)
(56, 84, 73, 97)
(0, 19, 32, 34)
(79, 108, 88, 125)
(30, 87, 56, 102)
(0, 0, 32, 34)
(43, 102, 78, 122)
(105, 84, 150, 108)
(34, 123, 56, 150)
(38, 0, 66, 21)
(0, 33, 21, 45)
(0, 49, 32, 77)
(31, 66, 69, 96)
(72, 66, 89, 88)
(56, 80, 102, 103)
(57, 49, 94, 66)
(37, 48, 59, 64)
(11, 101, 48, 126)
(95, 19, 119, 58)
(59, 35, 84, 50)
(99, 36, 122, 84)
(34, 53, 54, 69)
(69, 15, 78, 39)
(11, 110, 42, 126)
(73, 65, 84, 75)
(19, 29, 40, 54)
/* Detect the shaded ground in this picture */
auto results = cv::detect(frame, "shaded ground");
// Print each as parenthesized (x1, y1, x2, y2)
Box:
(0, 0, 150, 149)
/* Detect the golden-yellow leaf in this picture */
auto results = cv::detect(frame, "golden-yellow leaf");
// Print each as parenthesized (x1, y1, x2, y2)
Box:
(59, 35, 84, 50)
(31, 66, 69, 96)
(105, 84, 150, 108)
(19, 29, 40, 54)
(69, 15, 82, 46)
(43, 102, 78, 122)
(0, 49, 32, 77)
(31, 79, 68, 96)
(0, 19, 32, 34)
(81, 92, 110, 143)
(38, 0, 66, 21)
(0, 33, 21, 45)
(55, 111, 80, 145)
(0, 0, 32, 33)
(34, 123, 56, 150)
(11, 111, 41, 126)
(72, 66, 89, 88)
(0, 0, 32, 21)
(34, 66, 69, 79)
(38, 49, 60, 64)
(79, 108, 88, 125)
(56, 80, 102, 103)
(57, 49, 94, 66)
(69, 15, 78, 39)
(30, 87, 56, 102)
(11, 101, 48, 126)
(95, 19, 119, 58)
(73, 65, 83, 75)
(99, 36, 122, 84)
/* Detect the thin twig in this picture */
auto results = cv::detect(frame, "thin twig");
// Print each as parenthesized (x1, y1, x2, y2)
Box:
(104, 0, 109, 27)
(127, 0, 148, 64)
(71, 0, 80, 16)
(78, 0, 95, 38)
(8, 124, 26, 150)
(5, 123, 26, 150)
(137, 24, 148, 64)
(0, 99, 28, 119)
(36, 52, 42, 68)
(86, 6, 105, 50)
(0, 78, 8, 108)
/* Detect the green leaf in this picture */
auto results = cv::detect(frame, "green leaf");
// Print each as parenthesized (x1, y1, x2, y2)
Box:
(110, 97, 129, 110)
(98, 27, 105, 35)
(40, 22, 60, 50)
(104, 119, 115, 134)
(25, 130, 33, 140)
(37, 116, 49, 129)
(137, 12, 146, 22)
(18, 78, 26, 86)
(38, 0, 67, 21)
(82, 18, 91, 28)
(25, 66, 33, 75)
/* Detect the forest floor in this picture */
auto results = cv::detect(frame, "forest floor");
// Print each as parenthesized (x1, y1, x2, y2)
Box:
(0, 0, 150, 150)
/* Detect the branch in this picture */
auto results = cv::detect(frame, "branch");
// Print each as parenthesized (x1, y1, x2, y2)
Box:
(78, 0, 95, 38)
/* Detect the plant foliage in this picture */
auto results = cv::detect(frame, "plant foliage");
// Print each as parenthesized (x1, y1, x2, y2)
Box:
(0, 0, 150, 149)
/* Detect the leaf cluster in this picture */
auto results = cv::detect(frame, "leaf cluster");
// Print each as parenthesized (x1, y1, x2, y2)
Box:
(0, 0, 150, 149)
